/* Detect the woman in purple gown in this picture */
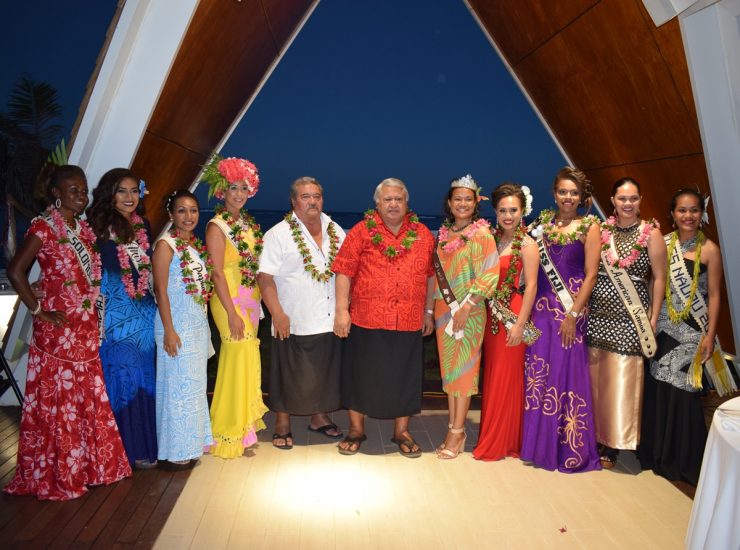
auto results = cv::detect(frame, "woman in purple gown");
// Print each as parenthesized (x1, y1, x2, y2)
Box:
(521, 168, 601, 472)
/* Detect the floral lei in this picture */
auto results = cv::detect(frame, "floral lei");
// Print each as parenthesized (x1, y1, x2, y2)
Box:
(114, 213, 151, 299)
(170, 229, 214, 305)
(284, 213, 339, 283)
(665, 230, 704, 323)
(600, 216, 657, 269)
(364, 209, 419, 259)
(48, 207, 102, 311)
(532, 209, 598, 245)
(215, 205, 263, 288)
(437, 218, 490, 253)
(492, 224, 525, 307)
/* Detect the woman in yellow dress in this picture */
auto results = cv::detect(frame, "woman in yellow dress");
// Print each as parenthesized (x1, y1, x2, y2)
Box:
(204, 155, 268, 458)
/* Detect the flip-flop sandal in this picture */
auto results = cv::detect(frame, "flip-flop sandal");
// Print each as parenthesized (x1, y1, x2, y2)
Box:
(391, 436, 422, 458)
(337, 434, 367, 455)
(308, 422, 343, 439)
(272, 432, 293, 450)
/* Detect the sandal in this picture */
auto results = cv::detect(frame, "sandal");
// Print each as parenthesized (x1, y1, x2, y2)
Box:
(272, 432, 293, 450)
(308, 422, 343, 439)
(391, 436, 422, 458)
(437, 427, 466, 460)
(436, 423, 454, 453)
(600, 455, 617, 469)
(337, 434, 367, 455)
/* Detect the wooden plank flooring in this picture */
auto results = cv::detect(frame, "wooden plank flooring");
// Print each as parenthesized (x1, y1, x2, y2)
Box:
(0, 401, 708, 549)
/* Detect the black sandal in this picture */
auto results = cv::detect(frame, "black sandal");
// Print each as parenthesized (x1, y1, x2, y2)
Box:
(272, 432, 293, 450)
(391, 436, 422, 458)
(337, 434, 367, 455)
(308, 422, 343, 439)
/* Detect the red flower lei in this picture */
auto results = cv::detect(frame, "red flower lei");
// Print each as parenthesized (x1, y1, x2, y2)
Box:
(364, 209, 419, 259)
(48, 207, 102, 312)
(171, 229, 214, 306)
(215, 205, 262, 288)
(600, 217, 657, 269)
(114, 213, 151, 299)
(284, 213, 340, 283)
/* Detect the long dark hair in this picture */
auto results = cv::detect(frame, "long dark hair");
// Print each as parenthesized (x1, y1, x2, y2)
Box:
(87, 168, 144, 242)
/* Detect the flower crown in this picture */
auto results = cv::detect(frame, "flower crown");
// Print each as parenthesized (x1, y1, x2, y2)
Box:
(202, 154, 260, 200)
(451, 174, 489, 201)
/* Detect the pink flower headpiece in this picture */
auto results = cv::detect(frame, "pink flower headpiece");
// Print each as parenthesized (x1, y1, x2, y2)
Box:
(202, 153, 260, 200)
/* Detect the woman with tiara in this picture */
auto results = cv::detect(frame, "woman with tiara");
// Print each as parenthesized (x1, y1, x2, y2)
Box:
(521, 167, 601, 472)
(204, 155, 268, 458)
(86, 169, 158, 469)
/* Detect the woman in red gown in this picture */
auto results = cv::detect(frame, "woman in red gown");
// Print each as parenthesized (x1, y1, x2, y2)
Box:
(5, 165, 131, 500)
(473, 183, 539, 461)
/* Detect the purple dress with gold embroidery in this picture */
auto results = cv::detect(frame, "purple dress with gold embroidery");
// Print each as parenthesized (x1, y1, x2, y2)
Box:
(521, 238, 601, 472)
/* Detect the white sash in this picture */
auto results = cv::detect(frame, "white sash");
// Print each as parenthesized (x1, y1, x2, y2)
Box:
(161, 235, 208, 312)
(665, 234, 736, 394)
(601, 249, 657, 358)
(43, 215, 105, 339)
(536, 236, 575, 312)
(111, 229, 154, 295)
(209, 217, 243, 251)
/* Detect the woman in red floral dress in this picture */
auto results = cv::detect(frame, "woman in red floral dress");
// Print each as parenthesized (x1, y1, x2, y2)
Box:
(5, 165, 131, 500)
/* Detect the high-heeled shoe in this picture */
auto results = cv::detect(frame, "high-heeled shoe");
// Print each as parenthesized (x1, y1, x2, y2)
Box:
(435, 423, 453, 453)
(437, 427, 466, 460)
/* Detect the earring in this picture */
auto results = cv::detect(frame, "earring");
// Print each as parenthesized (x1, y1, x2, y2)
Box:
(54, 198, 62, 209)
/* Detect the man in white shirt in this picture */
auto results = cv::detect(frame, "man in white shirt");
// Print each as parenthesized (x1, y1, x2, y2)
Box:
(257, 177, 346, 449)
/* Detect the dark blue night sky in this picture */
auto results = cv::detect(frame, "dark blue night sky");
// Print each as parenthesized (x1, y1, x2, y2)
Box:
(2, 0, 566, 220)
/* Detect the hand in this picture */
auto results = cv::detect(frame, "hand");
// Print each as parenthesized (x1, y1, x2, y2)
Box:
(452, 303, 471, 333)
(334, 309, 351, 338)
(164, 329, 182, 357)
(228, 311, 245, 341)
(558, 316, 576, 349)
(422, 312, 434, 336)
(506, 322, 524, 346)
(38, 310, 67, 326)
(30, 280, 45, 300)
(701, 336, 715, 364)
(272, 311, 291, 340)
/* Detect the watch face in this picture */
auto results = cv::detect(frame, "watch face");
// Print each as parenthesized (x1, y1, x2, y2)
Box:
(569, 311, 579, 318)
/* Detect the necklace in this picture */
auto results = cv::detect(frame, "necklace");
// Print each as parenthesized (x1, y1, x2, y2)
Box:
(114, 213, 151, 299)
(600, 216, 656, 269)
(534, 210, 598, 246)
(215, 205, 262, 288)
(490, 224, 525, 335)
(364, 209, 419, 259)
(284, 213, 340, 283)
(665, 230, 704, 323)
(450, 220, 473, 232)
(438, 218, 489, 254)
(170, 229, 214, 305)
(48, 207, 102, 312)
(679, 235, 698, 253)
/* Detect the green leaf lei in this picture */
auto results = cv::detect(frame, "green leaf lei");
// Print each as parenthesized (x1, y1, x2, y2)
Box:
(284, 213, 339, 283)
(364, 209, 419, 259)
(490, 224, 526, 335)
(535, 209, 598, 245)
(171, 230, 214, 306)
(215, 205, 262, 288)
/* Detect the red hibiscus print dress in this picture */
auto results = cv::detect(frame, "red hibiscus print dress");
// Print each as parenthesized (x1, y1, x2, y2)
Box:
(4, 218, 132, 500)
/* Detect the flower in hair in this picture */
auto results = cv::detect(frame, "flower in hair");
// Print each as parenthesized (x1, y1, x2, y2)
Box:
(202, 153, 259, 200)
(139, 179, 149, 198)
(702, 195, 710, 225)
(521, 185, 534, 216)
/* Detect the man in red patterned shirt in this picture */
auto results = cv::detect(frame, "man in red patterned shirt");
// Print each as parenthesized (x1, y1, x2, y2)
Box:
(332, 178, 435, 457)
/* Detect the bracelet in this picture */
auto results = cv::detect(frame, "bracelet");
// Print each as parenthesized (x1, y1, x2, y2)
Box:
(425, 309, 433, 315)
(31, 301, 42, 316)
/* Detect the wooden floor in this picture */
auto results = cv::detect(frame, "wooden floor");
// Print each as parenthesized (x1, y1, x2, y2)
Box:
(0, 406, 696, 549)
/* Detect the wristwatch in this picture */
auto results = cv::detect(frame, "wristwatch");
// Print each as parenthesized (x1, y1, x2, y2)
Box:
(568, 310, 580, 318)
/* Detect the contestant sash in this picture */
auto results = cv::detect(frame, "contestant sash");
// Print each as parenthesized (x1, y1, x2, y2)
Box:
(44, 215, 105, 340)
(665, 233, 736, 395)
(209, 217, 246, 253)
(600, 249, 656, 358)
(432, 243, 458, 307)
(111, 230, 153, 295)
(536, 236, 575, 312)
(162, 235, 208, 312)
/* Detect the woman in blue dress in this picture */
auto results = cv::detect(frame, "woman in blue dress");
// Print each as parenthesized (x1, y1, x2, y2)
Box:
(87, 168, 158, 468)
(152, 190, 214, 466)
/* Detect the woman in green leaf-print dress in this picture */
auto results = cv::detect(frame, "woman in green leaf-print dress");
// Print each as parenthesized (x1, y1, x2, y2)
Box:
(433, 176, 499, 459)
